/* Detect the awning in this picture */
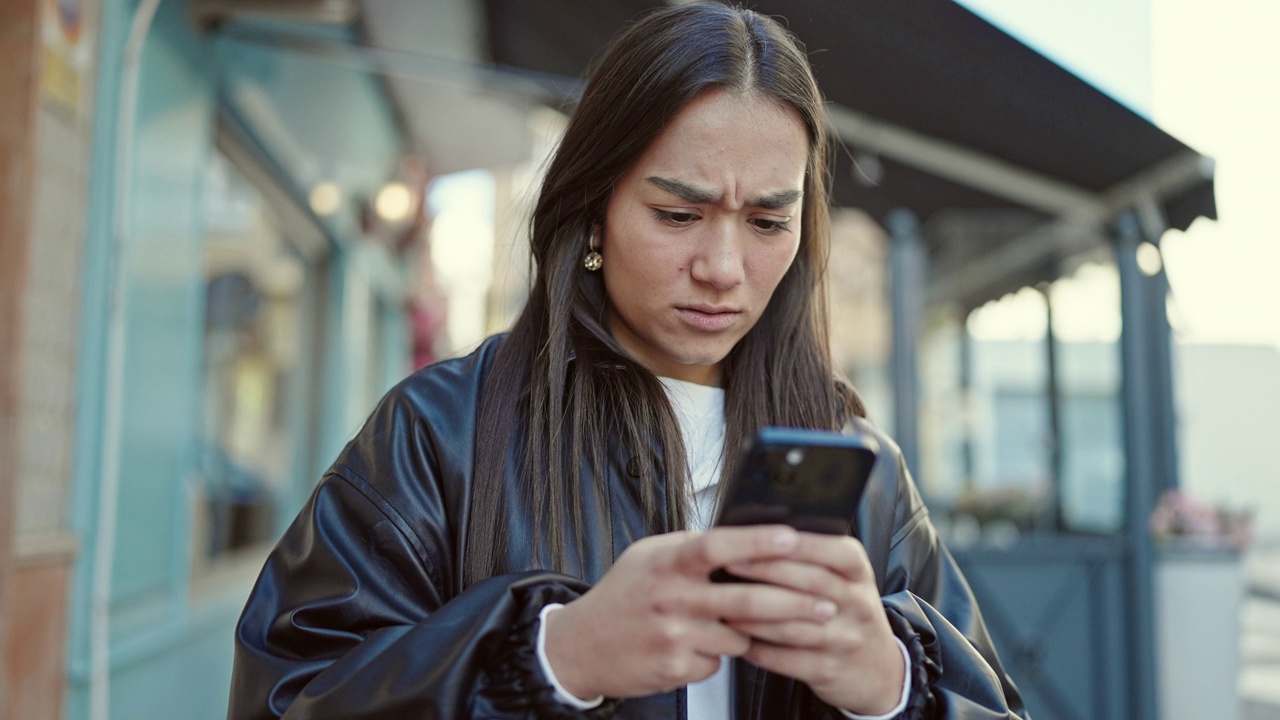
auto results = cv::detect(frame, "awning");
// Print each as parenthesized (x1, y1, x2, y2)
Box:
(211, 0, 1217, 309)
(482, 0, 1217, 308)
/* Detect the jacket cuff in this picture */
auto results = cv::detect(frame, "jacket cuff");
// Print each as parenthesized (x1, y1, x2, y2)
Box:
(483, 580, 619, 719)
(881, 604, 943, 720)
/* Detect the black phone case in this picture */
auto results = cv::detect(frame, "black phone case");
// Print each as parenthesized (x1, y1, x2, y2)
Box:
(711, 427, 879, 582)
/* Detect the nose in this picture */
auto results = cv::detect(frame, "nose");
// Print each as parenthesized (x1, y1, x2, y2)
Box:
(689, 220, 745, 291)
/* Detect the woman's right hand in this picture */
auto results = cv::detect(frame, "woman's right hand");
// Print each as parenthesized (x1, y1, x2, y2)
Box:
(542, 525, 839, 699)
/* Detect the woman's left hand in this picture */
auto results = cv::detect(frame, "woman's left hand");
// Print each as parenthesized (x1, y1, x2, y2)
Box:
(722, 533, 904, 716)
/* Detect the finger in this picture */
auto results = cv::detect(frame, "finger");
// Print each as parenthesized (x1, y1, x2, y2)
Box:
(638, 530, 701, 554)
(728, 619, 831, 649)
(743, 642, 830, 683)
(773, 533, 873, 583)
(695, 620, 753, 658)
(658, 653, 723, 691)
(698, 582, 836, 623)
(670, 525, 799, 576)
(723, 558, 850, 602)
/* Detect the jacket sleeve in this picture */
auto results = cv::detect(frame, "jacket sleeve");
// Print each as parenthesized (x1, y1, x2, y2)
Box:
(873, 446, 1031, 720)
(227, 470, 619, 720)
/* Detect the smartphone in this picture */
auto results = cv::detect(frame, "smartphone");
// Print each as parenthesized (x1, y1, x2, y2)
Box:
(710, 427, 879, 582)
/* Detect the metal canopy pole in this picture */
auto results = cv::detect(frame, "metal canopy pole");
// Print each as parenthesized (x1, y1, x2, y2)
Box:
(1136, 198, 1180, 498)
(959, 322, 975, 492)
(1115, 210, 1168, 719)
(1041, 284, 1064, 533)
(887, 209, 926, 479)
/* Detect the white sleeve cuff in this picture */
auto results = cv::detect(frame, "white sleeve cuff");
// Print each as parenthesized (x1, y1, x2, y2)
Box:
(535, 603, 606, 710)
(837, 637, 912, 719)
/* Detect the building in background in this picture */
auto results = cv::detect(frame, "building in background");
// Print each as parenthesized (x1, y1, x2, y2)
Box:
(0, 1, 446, 717)
(4, 1, 1262, 719)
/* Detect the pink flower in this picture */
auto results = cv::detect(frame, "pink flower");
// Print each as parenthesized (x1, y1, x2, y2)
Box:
(1149, 489, 1254, 551)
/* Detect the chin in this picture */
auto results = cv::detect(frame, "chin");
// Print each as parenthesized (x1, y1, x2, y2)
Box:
(672, 346, 732, 368)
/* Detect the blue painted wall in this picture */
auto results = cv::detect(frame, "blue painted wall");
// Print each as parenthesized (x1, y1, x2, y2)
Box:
(109, 0, 212, 624)
(68, 2, 412, 718)
(68, 1, 229, 717)
(67, 0, 129, 695)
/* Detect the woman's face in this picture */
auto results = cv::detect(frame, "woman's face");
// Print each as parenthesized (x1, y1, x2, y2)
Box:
(601, 88, 809, 387)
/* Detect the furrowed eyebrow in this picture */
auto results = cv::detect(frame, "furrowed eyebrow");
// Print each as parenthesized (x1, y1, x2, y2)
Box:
(645, 176, 802, 210)
(750, 189, 804, 210)
(646, 176, 718, 204)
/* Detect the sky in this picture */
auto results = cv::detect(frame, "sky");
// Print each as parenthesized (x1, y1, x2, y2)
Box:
(957, 0, 1280, 351)
(955, 0, 1280, 544)
(1151, 0, 1280, 350)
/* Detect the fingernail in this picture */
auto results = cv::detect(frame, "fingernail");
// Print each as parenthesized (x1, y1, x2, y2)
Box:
(814, 600, 837, 619)
(773, 530, 797, 550)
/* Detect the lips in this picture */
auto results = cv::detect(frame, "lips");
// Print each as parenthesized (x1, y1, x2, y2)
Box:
(677, 305, 741, 332)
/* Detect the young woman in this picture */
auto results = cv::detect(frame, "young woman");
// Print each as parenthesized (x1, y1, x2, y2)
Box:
(228, 4, 1028, 719)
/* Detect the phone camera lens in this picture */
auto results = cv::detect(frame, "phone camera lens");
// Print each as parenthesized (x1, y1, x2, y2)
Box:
(785, 448, 805, 466)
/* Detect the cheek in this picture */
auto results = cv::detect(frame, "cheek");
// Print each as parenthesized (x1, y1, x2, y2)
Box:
(749, 242, 801, 293)
(604, 209, 677, 278)
(603, 243, 681, 307)
(617, 242, 689, 282)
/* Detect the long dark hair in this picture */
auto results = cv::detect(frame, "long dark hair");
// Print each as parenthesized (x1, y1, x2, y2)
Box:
(464, 2, 863, 586)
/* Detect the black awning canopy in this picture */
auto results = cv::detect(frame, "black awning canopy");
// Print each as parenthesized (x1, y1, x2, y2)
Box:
(483, 0, 1217, 308)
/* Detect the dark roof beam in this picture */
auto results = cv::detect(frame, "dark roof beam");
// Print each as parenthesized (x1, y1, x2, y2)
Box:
(927, 217, 1101, 307)
(827, 104, 1106, 219)
(1099, 150, 1215, 231)
(924, 148, 1213, 307)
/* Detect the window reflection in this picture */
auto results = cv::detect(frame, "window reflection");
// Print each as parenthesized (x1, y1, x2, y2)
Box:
(918, 254, 1126, 546)
(1051, 260, 1124, 533)
(196, 151, 323, 565)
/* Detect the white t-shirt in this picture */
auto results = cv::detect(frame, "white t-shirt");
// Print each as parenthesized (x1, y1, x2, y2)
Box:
(658, 377, 733, 719)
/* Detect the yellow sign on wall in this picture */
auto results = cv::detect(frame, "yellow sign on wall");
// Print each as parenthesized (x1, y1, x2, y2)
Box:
(40, 0, 90, 113)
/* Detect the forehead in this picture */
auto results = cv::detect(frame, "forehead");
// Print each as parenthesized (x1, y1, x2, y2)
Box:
(626, 89, 810, 195)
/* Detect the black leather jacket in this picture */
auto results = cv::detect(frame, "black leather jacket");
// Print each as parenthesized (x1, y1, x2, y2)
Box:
(228, 336, 1028, 719)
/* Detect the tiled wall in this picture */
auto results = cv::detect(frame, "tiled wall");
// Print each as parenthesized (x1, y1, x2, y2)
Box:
(0, 0, 42, 714)
(1, 1, 99, 718)
(17, 82, 95, 544)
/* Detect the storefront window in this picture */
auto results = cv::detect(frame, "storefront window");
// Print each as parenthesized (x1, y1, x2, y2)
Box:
(956, 288, 1053, 543)
(195, 151, 322, 567)
(918, 254, 1127, 545)
(1049, 257, 1125, 533)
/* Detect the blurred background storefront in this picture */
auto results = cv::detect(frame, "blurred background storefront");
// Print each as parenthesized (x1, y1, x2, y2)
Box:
(0, 1, 1277, 719)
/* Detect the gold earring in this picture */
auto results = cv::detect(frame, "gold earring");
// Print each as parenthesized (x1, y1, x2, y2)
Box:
(583, 240, 602, 271)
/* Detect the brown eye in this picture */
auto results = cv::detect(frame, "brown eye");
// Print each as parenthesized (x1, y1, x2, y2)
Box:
(750, 218, 791, 234)
(653, 210, 698, 226)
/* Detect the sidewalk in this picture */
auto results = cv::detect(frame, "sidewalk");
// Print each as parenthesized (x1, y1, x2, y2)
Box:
(1242, 546, 1280, 718)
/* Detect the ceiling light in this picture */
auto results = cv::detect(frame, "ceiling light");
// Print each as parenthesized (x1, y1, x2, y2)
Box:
(375, 182, 416, 223)
(308, 181, 343, 217)
(1136, 241, 1163, 277)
